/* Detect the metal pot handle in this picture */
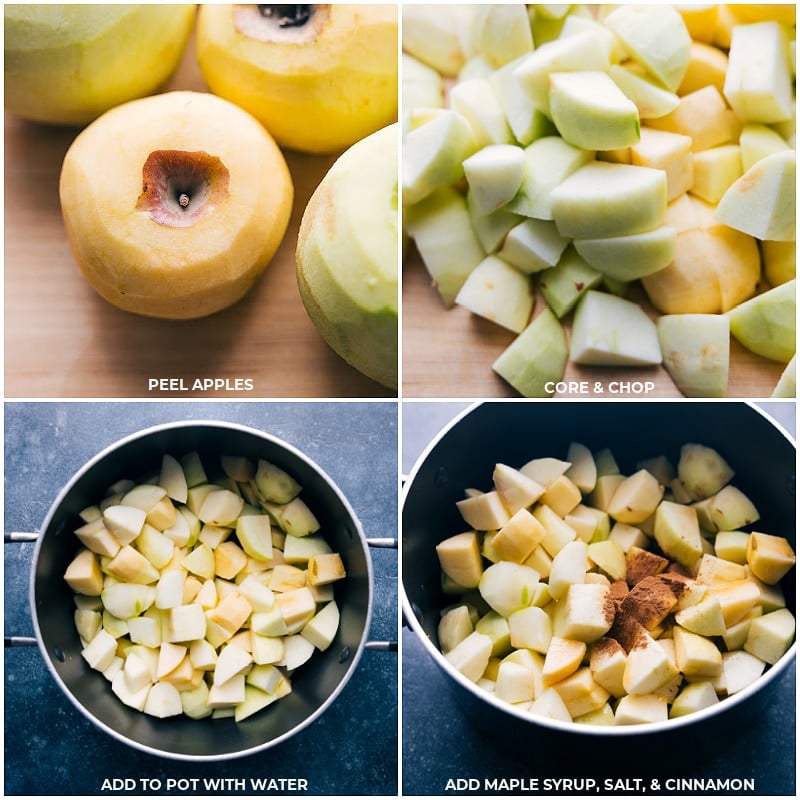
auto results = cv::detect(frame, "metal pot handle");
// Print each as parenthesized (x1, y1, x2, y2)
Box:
(364, 536, 398, 652)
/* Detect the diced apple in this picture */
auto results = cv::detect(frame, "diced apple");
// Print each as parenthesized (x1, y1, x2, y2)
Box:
(673, 625, 722, 678)
(74, 518, 121, 558)
(609, 64, 680, 120)
(181, 542, 215, 580)
(746, 531, 796, 585)
(604, 4, 691, 92)
(771, 355, 796, 398)
(657, 314, 729, 398)
(276, 497, 319, 538)
(623, 631, 679, 694)
(715, 151, 796, 242)
(254, 460, 302, 504)
(541, 475, 582, 518)
(549, 70, 640, 151)
(406, 186, 486, 307)
(542, 636, 586, 685)
(513, 30, 613, 114)
(444, 631, 493, 682)
(495, 660, 536, 704)
(550, 666, 610, 719)
(557, 583, 614, 643)
(548, 540, 589, 601)
(435, 531, 484, 589)
(509, 606, 553, 655)
(235, 513, 273, 562)
(107, 545, 160, 584)
(723, 21, 794, 124)
(402, 108, 477, 205)
(143, 681, 182, 718)
(587, 540, 626, 582)
(570, 290, 662, 367)
(607, 470, 665, 525)
(507, 136, 595, 221)
(111, 669, 150, 712)
(550, 162, 667, 239)
(81, 628, 119, 672)
(479, 561, 541, 618)
(654, 501, 703, 569)
(530, 687, 573, 722)
(538, 247, 603, 319)
(450, 77, 513, 148)
(164, 603, 207, 643)
(669, 680, 720, 718)
(727, 279, 796, 363)
(64, 548, 104, 596)
(197, 489, 244, 526)
(674, 595, 727, 637)
(574, 226, 676, 282)
(492, 508, 547, 565)
(589, 638, 627, 698)
(463, 144, 525, 216)
(743, 608, 795, 665)
(208, 673, 246, 708)
(677, 443, 735, 501)
(455, 254, 534, 333)
(489, 55, 556, 147)
(159, 453, 188, 504)
(457, 491, 511, 531)
(103, 504, 146, 546)
(721, 650, 767, 695)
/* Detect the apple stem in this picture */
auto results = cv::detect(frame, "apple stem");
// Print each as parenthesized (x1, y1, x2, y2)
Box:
(178, 193, 190, 209)
(257, 4, 312, 27)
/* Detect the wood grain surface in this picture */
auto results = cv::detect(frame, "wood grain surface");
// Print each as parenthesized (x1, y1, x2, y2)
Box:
(402, 248, 787, 399)
(4, 28, 394, 399)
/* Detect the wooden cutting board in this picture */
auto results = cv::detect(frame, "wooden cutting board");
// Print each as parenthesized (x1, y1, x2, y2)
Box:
(4, 30, 394, 399)
(402, 249, 787, 399)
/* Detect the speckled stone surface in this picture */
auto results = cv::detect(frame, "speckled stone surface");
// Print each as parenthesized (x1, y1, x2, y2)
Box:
(4, 402, 398, 796)
(401, 401, 796, 797)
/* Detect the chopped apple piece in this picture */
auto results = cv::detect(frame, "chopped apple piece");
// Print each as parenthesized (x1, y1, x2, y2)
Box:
(570, 291, 662, 367)
(542, 637, 586, 685)
(479, 561, 541, 618)
(743, 608, 795, 665)
(721, 650, 767, 695)
(549, 70, 640, 152)
(677, 443, 734, 501)
(64, 548, 104, 596)
(670, 680, 719, 718)
(604, 4, 691, 92)
(455, 254, 535, 333)
(608, 470, 664, 526)
(103, 504, 146, 546)
(551, 162, 667, 239)
(746, 532, 797, 585)
(530, 687, 572, 722)
(457, 491, 511, 531)
(723, 21, 795, 124)
(557, 583, 614, 643)
(235, 513, 273, 562)
(574, 226, 676, 282)
(727, 279, 796, 363)
(548, 540, 588, 602)
(445, 631, 493, 683)
(492, 509, 547, 565)
(255, 460, 302, 504)
(436, 531, 484, 589)
(715, 151, 796, 242)
(657, 314, 729, 398)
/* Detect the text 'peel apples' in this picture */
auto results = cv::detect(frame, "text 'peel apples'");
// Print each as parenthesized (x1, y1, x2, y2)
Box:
(59, 91, 293, 320)
(63, 449, 346, 723)
(4, 4, 196, 125)
(433, 439, 796, 728)
(402, 3, 797, 399)
(296, 123, 399, 390)
(196, 4, 398, 154)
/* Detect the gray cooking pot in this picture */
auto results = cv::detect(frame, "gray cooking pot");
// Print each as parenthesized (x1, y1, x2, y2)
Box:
(402, 401, 796, 738)
(25, 420, 377, 761)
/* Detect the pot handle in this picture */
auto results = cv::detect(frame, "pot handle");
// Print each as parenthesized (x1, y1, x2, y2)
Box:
(4, 531, 39, 542)
(363, 536, 398, 651)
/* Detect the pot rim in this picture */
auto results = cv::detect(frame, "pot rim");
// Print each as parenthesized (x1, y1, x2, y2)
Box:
(401, 400, 797, 737)
(29, 418, 374, 761)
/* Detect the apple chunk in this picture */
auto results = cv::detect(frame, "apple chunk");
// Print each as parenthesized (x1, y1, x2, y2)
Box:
(550, 162, 667, 239)
(549, 71, 641, 151)
(656, 314, 729, 398)
(726, 280, 796, 363)
(569, 291, 662, 367)
(492, 308, 569, 398)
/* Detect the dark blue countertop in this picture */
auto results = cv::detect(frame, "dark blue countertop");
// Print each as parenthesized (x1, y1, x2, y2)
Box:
(401, 401, 796, 797)
(4, 402, 398, 797)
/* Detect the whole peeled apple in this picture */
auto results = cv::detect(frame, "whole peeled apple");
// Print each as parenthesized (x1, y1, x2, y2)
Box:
(196, 4, 398, 154)
(59, 91, 293, 319)
(4, 4, 196, 125)
(296, 124, 399, 389)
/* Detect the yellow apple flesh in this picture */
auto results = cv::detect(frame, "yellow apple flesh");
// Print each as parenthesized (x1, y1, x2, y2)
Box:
(59, 90, 293, 319)
(296, 123, 399, 389)
(4, 4, 195, 125)
(196, 4, 397, 154)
